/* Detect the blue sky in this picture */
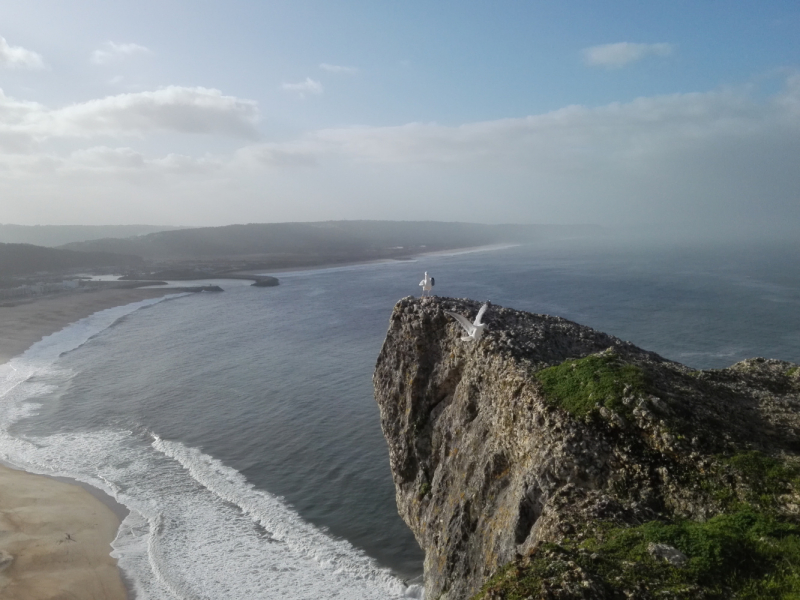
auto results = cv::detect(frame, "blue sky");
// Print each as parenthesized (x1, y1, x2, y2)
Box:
(1, 1, 798, 233)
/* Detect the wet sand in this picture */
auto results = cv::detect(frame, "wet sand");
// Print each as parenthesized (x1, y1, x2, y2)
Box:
(0, 288, 181, 364)
(0, 287, 182, 599)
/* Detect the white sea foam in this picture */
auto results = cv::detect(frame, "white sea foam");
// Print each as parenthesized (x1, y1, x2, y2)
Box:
(0, 295, 421, 599)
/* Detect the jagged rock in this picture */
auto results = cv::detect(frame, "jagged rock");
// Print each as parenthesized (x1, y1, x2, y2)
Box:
(251, 276, 279, 287)
(373, 297, 800, 600)
(647, 543, 687, 567)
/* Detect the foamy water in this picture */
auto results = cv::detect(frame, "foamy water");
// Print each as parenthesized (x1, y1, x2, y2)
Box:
(0, 297, 422, 600)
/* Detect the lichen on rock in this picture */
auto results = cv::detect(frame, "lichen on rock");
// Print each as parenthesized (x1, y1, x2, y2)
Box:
(373, 297, 800, 599)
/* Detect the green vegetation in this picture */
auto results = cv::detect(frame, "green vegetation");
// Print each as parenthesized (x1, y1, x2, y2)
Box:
(418, 482, 431, 498)
(787, 366, 799, 379)
(471, 543, 573, 600)
(584, 509, 800, 598)
(534, 353, 648, 418)
(723, 451, 800, 509)
(474, 508, 800, 599)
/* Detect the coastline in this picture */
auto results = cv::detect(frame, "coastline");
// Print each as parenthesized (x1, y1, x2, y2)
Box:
(247, 242, 520, 276)
(0, 288, 184, 365)
(0, 287, 184, 600)
(0, 243, 515, 598)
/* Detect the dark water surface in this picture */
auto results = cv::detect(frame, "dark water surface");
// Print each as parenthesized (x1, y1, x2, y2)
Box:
(6, 238, 800, 598)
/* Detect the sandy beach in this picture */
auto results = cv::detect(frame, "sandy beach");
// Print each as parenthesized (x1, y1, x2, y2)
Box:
(0, 464, 128, 600)
(0, 288, 181, 364)
(0, 288, 182, 599)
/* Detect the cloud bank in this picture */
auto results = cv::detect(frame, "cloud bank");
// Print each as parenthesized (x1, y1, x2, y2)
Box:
(0, 86, 260, 141)
(91, 41, 152, 65)
(280, 78, 323, 98)
(0, 36, 44, 69)
(584, 42, 673, 68)
(1, 76, 798, 234)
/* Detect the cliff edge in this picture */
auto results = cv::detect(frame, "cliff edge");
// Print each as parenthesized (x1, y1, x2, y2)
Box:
(373, 297, 800, 599)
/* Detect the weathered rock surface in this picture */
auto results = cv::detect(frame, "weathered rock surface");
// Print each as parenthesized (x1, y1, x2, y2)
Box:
(373, 297, 800, 600)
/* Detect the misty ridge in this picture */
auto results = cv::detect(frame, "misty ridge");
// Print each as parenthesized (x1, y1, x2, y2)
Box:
(0, 224, 183, 247)
(0, 221, 596, 280)
(58, 221, 594, 261)
(0, 243, 143, 280)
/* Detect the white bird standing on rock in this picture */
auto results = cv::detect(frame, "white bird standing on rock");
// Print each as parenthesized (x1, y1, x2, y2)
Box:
(445, 303, 489, 342)
(419, 272, 435, 297)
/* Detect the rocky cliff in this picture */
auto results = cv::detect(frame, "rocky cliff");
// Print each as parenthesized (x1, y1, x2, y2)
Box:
(373, 297, 800, 599)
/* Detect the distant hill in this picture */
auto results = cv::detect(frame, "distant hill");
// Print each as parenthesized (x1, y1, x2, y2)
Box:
(0, 243, 144, 279)
(0, 224, 183, 247)
(60, 221, 596, 262)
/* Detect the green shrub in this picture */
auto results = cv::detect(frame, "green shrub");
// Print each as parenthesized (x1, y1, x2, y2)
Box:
(474, 507, 800, 599)
(534, 353, 648, 418)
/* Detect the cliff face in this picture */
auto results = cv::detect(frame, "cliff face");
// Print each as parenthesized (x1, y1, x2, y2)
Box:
(373, 297, 800, 600)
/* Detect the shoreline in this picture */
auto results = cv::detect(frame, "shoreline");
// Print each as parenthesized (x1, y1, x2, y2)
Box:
(0, 243, 515, 598)
(0, 287, 186, 600)
(0, 462, 130, 600)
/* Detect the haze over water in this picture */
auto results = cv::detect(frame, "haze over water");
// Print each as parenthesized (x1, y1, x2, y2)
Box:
(0, 238, 798, 599)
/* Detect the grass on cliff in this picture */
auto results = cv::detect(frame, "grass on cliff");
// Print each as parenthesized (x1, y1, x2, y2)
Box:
(721, 451, 800, 508)
(474, 507, 800, 599)
(534, 353, 648, 418)
(695, 450, 800, 513)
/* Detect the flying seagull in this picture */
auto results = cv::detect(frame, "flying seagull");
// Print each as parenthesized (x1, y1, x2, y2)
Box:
(419, 272, 435, 297)
(445, 303, 489, 342)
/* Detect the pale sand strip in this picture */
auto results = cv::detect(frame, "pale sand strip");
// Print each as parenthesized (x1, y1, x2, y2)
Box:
(0, 288, 180, 364)
(0, 464, 128, 600)
(0, 288, 184, 600)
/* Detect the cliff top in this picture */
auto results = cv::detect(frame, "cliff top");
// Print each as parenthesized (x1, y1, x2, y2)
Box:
(374, 297, 800, 599)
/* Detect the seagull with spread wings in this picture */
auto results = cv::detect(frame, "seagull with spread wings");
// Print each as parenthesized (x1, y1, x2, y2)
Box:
(445, 303, 489, 342)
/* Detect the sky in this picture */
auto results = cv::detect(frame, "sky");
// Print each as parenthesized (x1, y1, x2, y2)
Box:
(0, 0, 798, 235)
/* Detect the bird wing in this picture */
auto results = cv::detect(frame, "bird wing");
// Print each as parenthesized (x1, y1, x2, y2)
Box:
(430, 277, 434, 286)
(419, 279, 425, 286)
(445, 311, 475, 334)
(474, 303, 489, 325)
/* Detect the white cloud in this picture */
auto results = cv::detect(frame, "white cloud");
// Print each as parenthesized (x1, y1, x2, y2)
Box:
(0, 86, 260, 140)
(584, 42, 673, 68)
(319, 63, 358, 75)
(92, 41, 151, 65)
(70, 146, 146, 169)
(1, 76, 799, 233)
(296, 84, 791, 167)
(280, 78, 323, 98)
(235, 143, 319, 167)
(0, 36, 44, 69)
(68, 146, 221, 173)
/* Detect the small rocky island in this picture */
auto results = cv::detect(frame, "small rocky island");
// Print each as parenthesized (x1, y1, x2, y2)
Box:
(374, 297, 800, 599)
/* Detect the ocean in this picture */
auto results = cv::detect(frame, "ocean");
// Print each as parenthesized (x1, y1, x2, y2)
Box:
(0, 237, 799, 599)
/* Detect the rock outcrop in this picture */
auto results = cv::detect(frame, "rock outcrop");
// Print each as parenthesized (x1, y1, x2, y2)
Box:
(373, 297, 800, 599)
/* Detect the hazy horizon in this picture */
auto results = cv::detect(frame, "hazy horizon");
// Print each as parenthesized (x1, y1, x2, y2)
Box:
(1, 2, 798, 237)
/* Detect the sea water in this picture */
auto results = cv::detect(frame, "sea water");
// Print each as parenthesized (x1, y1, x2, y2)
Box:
(0, 238, 799, 599)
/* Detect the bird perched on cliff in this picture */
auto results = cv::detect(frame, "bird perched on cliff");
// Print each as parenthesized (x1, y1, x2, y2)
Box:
(419, 272, 435, 297)
(445, 303, 489, 342)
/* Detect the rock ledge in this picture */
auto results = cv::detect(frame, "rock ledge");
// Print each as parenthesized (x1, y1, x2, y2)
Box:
(374, 297, 800, 599)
